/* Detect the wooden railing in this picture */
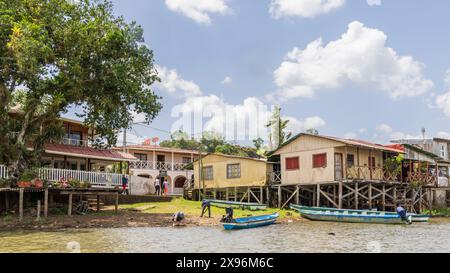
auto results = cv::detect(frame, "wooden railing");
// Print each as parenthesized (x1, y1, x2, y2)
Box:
(39, 168, 123, 188)
(0, 165, 122, 188)
(406, 173, 438, 187)
(268, 171, 282, 184)
(0, 165, 8, 179)
(346, 166, 401, 182)
(129, 161, 190, 171)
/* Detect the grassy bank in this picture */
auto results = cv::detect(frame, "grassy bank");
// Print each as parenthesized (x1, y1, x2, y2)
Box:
(120, 198, 296, 220)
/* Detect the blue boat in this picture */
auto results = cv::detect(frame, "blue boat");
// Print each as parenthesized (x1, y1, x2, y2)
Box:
(221, 213, 279, 230)
(290, 205, 429, 223)
(293, 206, 411, 225)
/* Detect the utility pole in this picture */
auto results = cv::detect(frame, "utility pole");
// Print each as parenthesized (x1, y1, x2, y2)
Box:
(123, 128, 127, 153)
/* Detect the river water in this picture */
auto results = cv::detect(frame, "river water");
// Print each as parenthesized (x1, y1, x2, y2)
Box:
(1, 219, 450, 253)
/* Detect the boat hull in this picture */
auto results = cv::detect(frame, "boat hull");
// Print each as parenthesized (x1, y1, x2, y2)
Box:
(221, 213, 279, 230)
(207, 199, 267, 211)
(300, 211, 405, 224)
(291, 205, 429, 223)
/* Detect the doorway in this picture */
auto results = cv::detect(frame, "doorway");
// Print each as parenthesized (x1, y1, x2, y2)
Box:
(335, 153, 344, 181)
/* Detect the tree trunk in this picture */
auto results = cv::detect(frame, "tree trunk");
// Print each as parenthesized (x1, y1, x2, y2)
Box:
(9, 109, 33, 187)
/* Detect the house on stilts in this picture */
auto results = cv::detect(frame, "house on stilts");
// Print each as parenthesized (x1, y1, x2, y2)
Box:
(267, 133, 444, 213)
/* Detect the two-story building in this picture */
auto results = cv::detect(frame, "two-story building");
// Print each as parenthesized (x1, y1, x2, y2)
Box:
(117, 145, 202, 195)
(192, 153, 268, 203)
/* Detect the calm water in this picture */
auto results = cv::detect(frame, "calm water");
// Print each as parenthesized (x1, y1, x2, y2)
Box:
(1, 219, 450, 253)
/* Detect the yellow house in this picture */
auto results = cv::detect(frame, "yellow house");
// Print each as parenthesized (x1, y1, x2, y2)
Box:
(193, 154, 268, 190)
(270, 134, 404, 186)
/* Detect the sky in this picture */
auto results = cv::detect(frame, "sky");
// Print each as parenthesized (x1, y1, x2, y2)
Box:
(69, 0, 450, 146)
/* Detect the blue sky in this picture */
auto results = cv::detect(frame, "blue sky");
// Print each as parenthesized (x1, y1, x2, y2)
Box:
(86, 0, 450, 146)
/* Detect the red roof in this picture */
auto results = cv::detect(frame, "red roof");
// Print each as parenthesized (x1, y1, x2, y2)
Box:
(315, 135, 405, 153)
(44, 144, 136, 161)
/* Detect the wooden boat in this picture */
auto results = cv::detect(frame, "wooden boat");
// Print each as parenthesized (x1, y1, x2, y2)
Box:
(221, 213, 279, 230)
(290, 205, 429, 223)
(291, 206, 411, 225)
(205, 199, 267, 211)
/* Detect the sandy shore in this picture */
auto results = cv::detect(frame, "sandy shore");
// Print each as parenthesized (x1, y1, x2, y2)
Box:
(0, 208, 300, 231)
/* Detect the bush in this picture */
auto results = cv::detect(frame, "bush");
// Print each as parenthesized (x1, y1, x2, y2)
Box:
(19, 169, 38, 182)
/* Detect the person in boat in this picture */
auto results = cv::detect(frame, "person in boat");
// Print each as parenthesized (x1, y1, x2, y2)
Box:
(172, 211, 185, 226)
(396, 203, 407, 221)
(200, 199, 211, 218)
(221, 207, 235, 223)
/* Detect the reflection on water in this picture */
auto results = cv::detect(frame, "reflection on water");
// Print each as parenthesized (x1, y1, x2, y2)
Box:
(1, 219, 450, 253)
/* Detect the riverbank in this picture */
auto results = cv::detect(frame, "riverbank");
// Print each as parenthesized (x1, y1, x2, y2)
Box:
(0, 198, 300, 231)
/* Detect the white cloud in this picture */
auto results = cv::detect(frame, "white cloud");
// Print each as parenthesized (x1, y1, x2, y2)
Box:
(437, 132, 450, 139)
(376, 123, 393, 134)
(366, 0, 381, 6)
(343, 132, 358, 139)
(171, 95, 325, 141)
(165, 0, 231, 25)
(155, 65, 202, 98)
(434, 69, 450, 116)
(221, 76, 233, 85)
(269, 0, 345, 19)
(270, 21, 434, 101)
(117, 132, 147, 146)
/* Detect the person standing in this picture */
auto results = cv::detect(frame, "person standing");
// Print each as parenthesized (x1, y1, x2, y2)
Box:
(163, 178, 169, 196)
(121, 175, 129, 195)
(154, 177, 161, 196)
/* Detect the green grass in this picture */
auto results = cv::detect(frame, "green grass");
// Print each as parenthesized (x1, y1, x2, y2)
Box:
(120, 198, 295, 219)
(424, 207, 450, 216)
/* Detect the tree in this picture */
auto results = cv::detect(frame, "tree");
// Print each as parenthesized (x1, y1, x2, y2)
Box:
(266, 106, 292, 150)
(160, 130, 199, 150)
(200, 131, 225, 153)
(306, 128, 319, 135)
(0, 0, 162, 185)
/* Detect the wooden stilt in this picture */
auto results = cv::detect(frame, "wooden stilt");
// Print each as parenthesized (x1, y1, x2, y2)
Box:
(97, 195, 100, 212)
(260, 187, 263, 205)
(68, 193, 73, 216)
(296, 185, 300, 205)
(44, 189, 48, 218)
(115, 192, 119, 214)
(278, 186, 282, 208)
(226, 188, 229, 201)
(354, 182, 359, 209)
(234, 187, 237, 202)
(382, 184, 386, 211)
(338, 182, 343, 209)
(19, 188, 24, 222)
(37, 200, 41, 220)
(316, 184, 320, 207)
(368, 183, 372, 209)
(5, 192, 9, 211)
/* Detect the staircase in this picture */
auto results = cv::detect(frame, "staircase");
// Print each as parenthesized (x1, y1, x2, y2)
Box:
(86, 197, 105, 211)
(183, 179, 195, 200)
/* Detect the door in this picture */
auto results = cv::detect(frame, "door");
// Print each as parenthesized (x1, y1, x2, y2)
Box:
(335, 153, 344, 181)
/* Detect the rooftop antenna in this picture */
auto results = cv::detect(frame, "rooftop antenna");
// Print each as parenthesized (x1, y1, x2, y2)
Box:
(421, 127, 426, 143)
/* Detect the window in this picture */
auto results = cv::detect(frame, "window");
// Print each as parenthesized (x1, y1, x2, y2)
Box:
(182, 157, 192, 164)
(66, 131, 82, 146)
(203, 166, 213, 180)
(285, 157, 300, 170)
(347, 154, 355, 167)
(441, 145, 445, 158)
(134, 153, 148, 161)
(227, 164, 241, 179)
(313, 154, 327, 168)
(368, 157, 376, 169)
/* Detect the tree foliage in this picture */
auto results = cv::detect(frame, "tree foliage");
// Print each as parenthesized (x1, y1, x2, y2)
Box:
(266, 106, 292, 150)
(0, 0, 162, 182)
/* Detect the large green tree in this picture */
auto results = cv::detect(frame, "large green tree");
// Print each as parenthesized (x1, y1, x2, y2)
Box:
(0, 0, 162, 184)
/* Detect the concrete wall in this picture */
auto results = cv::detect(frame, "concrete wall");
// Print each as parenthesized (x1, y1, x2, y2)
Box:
(193, 154, 268, 189)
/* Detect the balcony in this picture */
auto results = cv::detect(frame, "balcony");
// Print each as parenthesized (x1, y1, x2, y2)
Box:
(60, 137, 90, 147)
(129, 161, 192, 171)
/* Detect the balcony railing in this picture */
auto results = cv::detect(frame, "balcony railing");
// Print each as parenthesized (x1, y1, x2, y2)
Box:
(0, 165, 121, 188)
(0, 165, 8, 180)
(38, 168, 122, 188)
(60, 138, 90, 147)
(346, 165, 402, 182)
(129, 161, 192, 171)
